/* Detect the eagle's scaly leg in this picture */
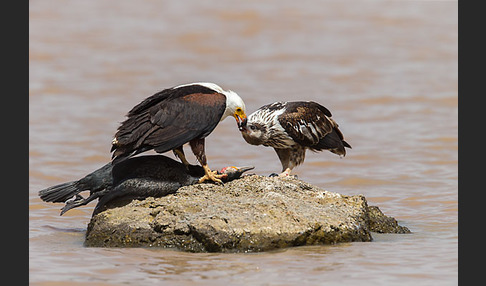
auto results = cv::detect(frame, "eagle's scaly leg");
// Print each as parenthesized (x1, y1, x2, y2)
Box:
(173, 146, 190, 169)
(274, 147, 302, 178)
(190, 138, 224, 184)
(274, 148, 291, 177)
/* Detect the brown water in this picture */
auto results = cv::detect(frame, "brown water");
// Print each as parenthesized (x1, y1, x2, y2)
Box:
(29, 1, 458, 285)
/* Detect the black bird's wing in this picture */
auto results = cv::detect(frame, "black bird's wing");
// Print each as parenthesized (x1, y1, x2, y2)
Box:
(111, 86, 226, 162)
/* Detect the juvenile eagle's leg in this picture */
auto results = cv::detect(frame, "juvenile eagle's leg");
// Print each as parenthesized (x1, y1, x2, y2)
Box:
(173, 146, 190, 169)
(274, 148, 292, 177)
(190, 138, 224, 184)
(274, 147, 305, 177)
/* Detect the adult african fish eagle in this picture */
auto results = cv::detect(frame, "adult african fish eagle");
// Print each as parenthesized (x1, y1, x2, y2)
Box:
(111, 82, 247, 184)
(239, 101, 351, 177)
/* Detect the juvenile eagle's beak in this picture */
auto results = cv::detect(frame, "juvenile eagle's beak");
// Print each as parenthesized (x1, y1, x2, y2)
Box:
(234, 109, 247, 129)
(238, 118, 248, 132)
(238, 119, 248, 133)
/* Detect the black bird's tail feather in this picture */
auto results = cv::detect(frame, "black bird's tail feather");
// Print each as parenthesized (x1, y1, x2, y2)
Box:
(38, 181, 81, 203)
(38, 162, 113, 206)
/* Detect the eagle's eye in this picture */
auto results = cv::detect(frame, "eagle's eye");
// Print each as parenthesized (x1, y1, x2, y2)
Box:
(250, 125, 256, 131)
(236, 107, 242, 112)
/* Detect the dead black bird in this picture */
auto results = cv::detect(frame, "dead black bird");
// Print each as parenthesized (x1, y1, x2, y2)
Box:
(38, 155, 254, 216)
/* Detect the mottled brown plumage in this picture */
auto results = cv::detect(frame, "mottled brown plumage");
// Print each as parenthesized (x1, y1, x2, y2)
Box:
(240, 101, 351, 176)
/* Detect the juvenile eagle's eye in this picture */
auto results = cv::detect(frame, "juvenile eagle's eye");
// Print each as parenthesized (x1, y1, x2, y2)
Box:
(250, 125, 256, 131)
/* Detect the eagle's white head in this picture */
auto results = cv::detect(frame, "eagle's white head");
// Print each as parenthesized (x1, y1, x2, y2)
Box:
(221, 89, 246, 127)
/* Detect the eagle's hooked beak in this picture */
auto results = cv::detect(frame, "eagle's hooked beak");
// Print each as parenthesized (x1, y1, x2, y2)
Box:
(234, 109, 247, 129)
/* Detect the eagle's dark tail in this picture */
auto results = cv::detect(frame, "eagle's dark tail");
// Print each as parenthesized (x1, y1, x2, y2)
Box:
(315, 128, 352, 156)
(343, 140, 352, 148)
(335, 140, 352, 157)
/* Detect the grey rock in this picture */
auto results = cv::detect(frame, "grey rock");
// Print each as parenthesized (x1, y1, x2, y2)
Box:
(85, 175, 410, 252)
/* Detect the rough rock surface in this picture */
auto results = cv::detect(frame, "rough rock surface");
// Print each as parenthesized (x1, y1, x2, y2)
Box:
(85, 175, 410, 252)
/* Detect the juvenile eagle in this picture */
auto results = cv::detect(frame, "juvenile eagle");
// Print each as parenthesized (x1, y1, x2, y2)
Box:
(111, 82, 247, 184)
(239, 101, 351, 177)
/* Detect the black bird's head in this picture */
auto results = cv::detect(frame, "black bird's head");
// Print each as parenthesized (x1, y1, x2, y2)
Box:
(218, 166, 255, 182)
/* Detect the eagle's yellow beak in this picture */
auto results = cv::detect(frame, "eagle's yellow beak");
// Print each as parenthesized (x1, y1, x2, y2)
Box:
(234, 108, 247, 128)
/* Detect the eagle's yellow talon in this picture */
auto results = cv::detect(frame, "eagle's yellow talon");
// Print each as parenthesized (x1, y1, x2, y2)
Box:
(198, 167, 224, 184)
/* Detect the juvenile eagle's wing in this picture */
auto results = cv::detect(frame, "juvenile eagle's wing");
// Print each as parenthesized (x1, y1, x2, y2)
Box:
(278, 101, 350, 153)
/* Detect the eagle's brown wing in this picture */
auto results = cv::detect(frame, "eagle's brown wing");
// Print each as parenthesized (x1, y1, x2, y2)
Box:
(111, 88, 226, 163)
